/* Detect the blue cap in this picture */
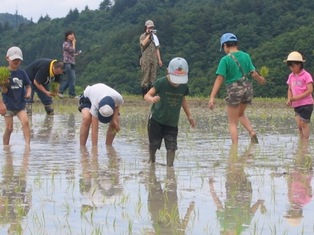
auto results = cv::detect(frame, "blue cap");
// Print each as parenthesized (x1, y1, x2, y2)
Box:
(220, 33, 238, 51)
(98, 96, 115, 123)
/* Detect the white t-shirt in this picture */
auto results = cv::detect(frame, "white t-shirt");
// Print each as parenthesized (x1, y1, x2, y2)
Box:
(84, 83, 124, 118)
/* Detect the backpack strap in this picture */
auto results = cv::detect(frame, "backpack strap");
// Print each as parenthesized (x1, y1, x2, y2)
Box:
(228, 53, 250, 79)
(141, 38, 152, 54)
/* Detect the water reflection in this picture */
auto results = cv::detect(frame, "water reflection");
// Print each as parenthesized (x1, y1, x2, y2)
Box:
(67, 113, 76, 139)
(209, 144, 266, 235)
(34, 114, 54, 141)
(147, 165, 195, 235)
(284, 140, 313, 227)
(0, 146, 31, 234)
(80, 146, 122, 210)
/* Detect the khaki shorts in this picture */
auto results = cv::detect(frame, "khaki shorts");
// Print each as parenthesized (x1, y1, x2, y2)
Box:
(225, 78, 253, 106)
(4, 109, 22, 117)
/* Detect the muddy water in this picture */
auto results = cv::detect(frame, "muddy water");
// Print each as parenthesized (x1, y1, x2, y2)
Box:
(0, 105, 313, 235)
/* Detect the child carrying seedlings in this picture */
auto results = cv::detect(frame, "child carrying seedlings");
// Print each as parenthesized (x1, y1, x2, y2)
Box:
(144, 57, 195, 167)
(1, 46, 32, 145)
(285, 51, 313, 140)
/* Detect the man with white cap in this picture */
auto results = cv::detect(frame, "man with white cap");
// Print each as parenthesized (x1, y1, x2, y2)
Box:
(139, 19, 163, 97)
(144, 57, 195, 167)
(78, 83, 124, 146)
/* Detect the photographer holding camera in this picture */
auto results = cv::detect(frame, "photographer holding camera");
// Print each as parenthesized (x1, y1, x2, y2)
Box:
(139, 20, 163, 97)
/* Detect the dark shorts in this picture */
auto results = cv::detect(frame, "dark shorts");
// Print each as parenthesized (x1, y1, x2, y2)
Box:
(294, 104, 313, 123)
(78, 95, 91, 112)
(225, 78, 253, 106)
(148, 117, 178, 151)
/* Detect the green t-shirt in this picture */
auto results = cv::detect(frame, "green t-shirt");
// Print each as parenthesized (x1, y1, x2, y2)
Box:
(151, 76, 189, 127)
(216, 51, 256, 85)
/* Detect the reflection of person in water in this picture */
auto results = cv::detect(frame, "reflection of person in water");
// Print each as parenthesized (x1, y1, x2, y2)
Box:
(67, 113, 75, 139)
(79, 146, 122, 209)
(0, 146, 31, 234)
(209, 144, 266, 235)
(285, 140, 313, 227)
(147, 165, 195, 234)
(35, 114, 54, 141)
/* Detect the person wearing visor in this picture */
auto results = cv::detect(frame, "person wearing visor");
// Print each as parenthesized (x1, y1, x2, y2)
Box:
(144, 57, 195, 167)
(208, 33, 265, 144)
(78, 83, 124, 146)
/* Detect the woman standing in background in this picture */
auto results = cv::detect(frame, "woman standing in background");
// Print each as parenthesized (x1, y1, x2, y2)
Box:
(58, 30, 80, 99)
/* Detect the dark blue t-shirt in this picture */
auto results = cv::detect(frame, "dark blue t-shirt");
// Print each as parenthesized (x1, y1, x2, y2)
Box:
(2, 69, 31, 111)
(25, 58, 61, 85)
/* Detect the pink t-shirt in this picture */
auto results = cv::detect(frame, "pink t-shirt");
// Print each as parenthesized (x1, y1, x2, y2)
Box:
(286, 69, 314, 108)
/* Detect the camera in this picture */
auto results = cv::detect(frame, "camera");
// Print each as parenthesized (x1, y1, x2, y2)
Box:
(150, 29, 157, 34)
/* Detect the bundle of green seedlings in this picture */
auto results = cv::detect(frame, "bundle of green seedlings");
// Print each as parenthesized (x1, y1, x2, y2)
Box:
(0, 66, 10, 86)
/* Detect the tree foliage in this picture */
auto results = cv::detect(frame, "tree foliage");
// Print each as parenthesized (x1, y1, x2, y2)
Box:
(1, 0, 314, 97)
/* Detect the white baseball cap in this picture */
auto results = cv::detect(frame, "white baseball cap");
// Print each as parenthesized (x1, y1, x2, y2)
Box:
(98, 96, 115, 123)
(6, 46, 23, 61)
(168, 57, 189, 84)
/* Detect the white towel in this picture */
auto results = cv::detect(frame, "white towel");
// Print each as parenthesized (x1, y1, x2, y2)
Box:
(152, 34, 160, 47)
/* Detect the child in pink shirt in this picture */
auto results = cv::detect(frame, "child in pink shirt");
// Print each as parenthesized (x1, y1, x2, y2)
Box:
(286, 51, 314, 140)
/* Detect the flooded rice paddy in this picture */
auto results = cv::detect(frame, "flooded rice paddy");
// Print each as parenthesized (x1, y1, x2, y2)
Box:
(0, 100, 313, 235)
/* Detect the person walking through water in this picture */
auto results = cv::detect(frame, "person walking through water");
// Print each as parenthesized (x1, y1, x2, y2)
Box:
(58, 30, 80, 99)
(139, 20, 163, 97)
(208, 33, 266, 144)
(144, 57, 195, 167)
(285, 51, 313, 140)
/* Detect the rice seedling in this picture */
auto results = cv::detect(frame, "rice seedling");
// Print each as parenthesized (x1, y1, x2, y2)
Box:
(0, 66, 10, 86)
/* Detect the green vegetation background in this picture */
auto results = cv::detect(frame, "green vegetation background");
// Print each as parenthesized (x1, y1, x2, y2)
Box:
(1, 0, 314, 98)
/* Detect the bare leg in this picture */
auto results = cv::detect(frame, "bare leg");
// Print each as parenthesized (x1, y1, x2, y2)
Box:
(80, 109, 92, 146)
(294, 115, 303, 138)
(226, 105, 240, 144)
(91, 116, 99, 146)
(3, 115, 13, 145)
(166, 150, 176, 167)
(148, 148, 157, 164)
(300, 119, 310, 140)
(17, 110, 31, 145)
(238, 103, 258, 143)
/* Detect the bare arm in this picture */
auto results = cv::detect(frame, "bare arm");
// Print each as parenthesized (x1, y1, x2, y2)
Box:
(208, 75, 224, 109)
(106, 106, 121, 146)
(182, 97, 195, 128)
(144, 86, 160, 103)
(156, 48, 163, 67)
(34, 80, 54, 97)
(140, 33, 151, 47)
(25, 85, 32, 99)
(251, 70, 266, 85)
(287, 84, 293, 106)
(0, 97, 6, 115)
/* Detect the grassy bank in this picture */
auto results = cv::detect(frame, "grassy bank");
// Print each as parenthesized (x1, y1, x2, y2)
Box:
(30, 95, 288, 114)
